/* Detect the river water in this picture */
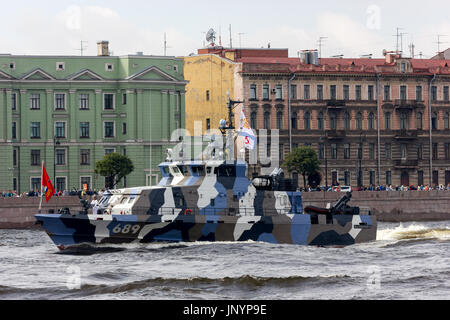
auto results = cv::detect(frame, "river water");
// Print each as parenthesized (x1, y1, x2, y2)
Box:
(0, 221, 449, 300)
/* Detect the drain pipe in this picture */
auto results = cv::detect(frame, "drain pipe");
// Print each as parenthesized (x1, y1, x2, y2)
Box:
(376, 73, 381, 186)
(288, 73, 296, 152)
(429, 74, 436, 186)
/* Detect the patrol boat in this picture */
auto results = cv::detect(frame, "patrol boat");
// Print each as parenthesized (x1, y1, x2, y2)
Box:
(35, 101, 377, 249)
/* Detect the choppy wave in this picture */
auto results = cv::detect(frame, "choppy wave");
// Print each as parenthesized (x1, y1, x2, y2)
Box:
(377, 224, 450, 241)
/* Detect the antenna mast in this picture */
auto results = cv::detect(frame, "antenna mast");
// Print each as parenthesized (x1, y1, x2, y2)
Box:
(229, 24, 233, 48)
(76, 40, 88, 56)
(393, 27, 403, 53)
(238, 32, 246, 48)
(435, 34, 448, 54)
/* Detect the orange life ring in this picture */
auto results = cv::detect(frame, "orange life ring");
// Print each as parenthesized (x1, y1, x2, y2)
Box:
(184, 209, 192, 216)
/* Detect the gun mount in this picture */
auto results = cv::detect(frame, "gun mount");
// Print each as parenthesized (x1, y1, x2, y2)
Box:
(304, 192, 360, 215)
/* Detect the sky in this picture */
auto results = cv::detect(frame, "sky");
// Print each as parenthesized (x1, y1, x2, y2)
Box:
(1, 0, 449, 59)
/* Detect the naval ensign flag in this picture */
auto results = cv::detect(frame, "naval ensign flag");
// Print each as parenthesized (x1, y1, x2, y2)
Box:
(239, 108, 256, 150)
(41, 162, 55, 203)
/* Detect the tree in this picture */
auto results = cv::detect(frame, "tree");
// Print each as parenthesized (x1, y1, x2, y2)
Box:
(95, 153, 134, 189)
(283, 146, 321, 188)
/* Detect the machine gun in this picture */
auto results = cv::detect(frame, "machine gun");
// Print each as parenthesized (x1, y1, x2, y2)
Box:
(304, 192, 360, 215)
(330, 192, 359, 215)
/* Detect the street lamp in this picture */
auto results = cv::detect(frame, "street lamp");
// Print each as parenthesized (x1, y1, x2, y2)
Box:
(53, 136, 60, 187)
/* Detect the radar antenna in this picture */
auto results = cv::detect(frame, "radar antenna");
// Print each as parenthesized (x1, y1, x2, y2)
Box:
(205, 28, 216, 47)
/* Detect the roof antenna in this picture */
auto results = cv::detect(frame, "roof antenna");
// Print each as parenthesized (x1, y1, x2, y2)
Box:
(435, 34, 448, 54)
(317, 37, 328, 58)
(76, 40, 88, 56)
(229, 24, 233, 48)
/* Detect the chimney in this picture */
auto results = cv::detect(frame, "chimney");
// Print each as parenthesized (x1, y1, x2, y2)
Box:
(97, 41, 110, 56)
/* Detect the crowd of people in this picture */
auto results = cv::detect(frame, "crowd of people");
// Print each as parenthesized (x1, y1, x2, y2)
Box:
(0, 188, 107, 198)
(300, 183, 450, 192)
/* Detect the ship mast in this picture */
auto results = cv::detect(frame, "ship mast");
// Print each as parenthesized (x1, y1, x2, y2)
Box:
(220, 97, 243, 161)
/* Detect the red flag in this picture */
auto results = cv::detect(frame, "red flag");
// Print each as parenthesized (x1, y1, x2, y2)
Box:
(42, 164, 55, 203)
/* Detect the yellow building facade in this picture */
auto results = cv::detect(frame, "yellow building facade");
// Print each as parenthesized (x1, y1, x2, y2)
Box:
(183, 53, 239, 135)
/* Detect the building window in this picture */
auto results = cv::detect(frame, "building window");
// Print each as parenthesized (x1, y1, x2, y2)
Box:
(105, 148, 115, 155)
(121, 93, 127, 105)
(356, 112, 362, 130)
(444, 112, 449, 130)
(251, 112, 257, 129)
(386, 171, 392, 185)
(416, 112, 423, 130)
(80, 149, 90, 165)
(343, 112, 350, 130)
(264, 111, 270, 129)
(55, 149, 66, 165)
(400, 85, 407, 100)
(400, 112, 408, 130)
(343, 85, 350, 100)
(433, 143, 438, 160)
(445, 143, 450, 160)
(369, 171, 375, 185)
(385, 143, 391, 159)
(105, 63, 114, 71)
(444, 86, 449, 102)
(276, 111, 283, 129)
(263, 85, 269, 100)
(431, 86, 437, 101)
(80, 122, 90, 138)
(344, 171, 350, 186)
(330, 85, 336, 100)
(56, 62, 65, 71)
(331, 144, 337, 159)
(12, 122, 17, 139)
(303, 111, 310, 130)
(275, 85, 283, 100)
(303, 85, 310, 100)
(104, 122, 115, 138)
(250, 84, 257, 100)
(384, 85, 390, 101)
(368, 85, 374, 101)
(11, 93, 17, 110)
(317, 85, 323, 100)
(206, 90, 210, 101)
(290, 112, 297, 130)
(368, 112, 375, 130)
(55, 177, 66, 192)
(318, 143, 324, 159)
(290, 85, 297, 99)
(30, 122, 40, 138)
(433, 170, 439, 186)
(357, 143, 363, 159)
(417, 144, 423, 160)
(31, 178, 41, 192)
(9, 62, 15, 70)
(432, 112, 438, 130)
(55, 93, 65, 110)
(401, 62, 406, 73)
(416, 86, 422, 101)
(418, 171, 424, 186)
(344, 143, 350, 159)
(317, 112, 324, 130)
(329, 113, 336, 130)
(401, 144, 407, 159)
(80, 94, 89, 109)
(30, 93, 40, 110)
(385, 112, 391, 129)
(369, 143, 375, 160)
(55, 122, 66, 138)
(122, 123, 127, 134)
(104, 93, 115, 110)
(13, 149, 17, 166)
(80, 177, 91, 190)
(355, 85, 361, 101)
(279, 144, 284, 161)
(31, 150, 40, 166)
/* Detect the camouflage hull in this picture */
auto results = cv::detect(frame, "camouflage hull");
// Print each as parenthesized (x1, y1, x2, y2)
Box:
(35, 213, 377, 248)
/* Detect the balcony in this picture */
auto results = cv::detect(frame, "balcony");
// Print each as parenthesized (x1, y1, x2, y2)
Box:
(326, 99, 346, 108)
(394, 129, 418, 140)
(394, 160, 419, 168)
(394, 99, 425, 110)
(325, 130, 346, 140)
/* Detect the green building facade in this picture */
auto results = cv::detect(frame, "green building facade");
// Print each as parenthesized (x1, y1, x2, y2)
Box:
(0, 50, 187, 192)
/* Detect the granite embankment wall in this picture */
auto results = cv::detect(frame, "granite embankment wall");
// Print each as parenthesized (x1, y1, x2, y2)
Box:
(302, 191, 450, 222)
(0, 191, 449, 229)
